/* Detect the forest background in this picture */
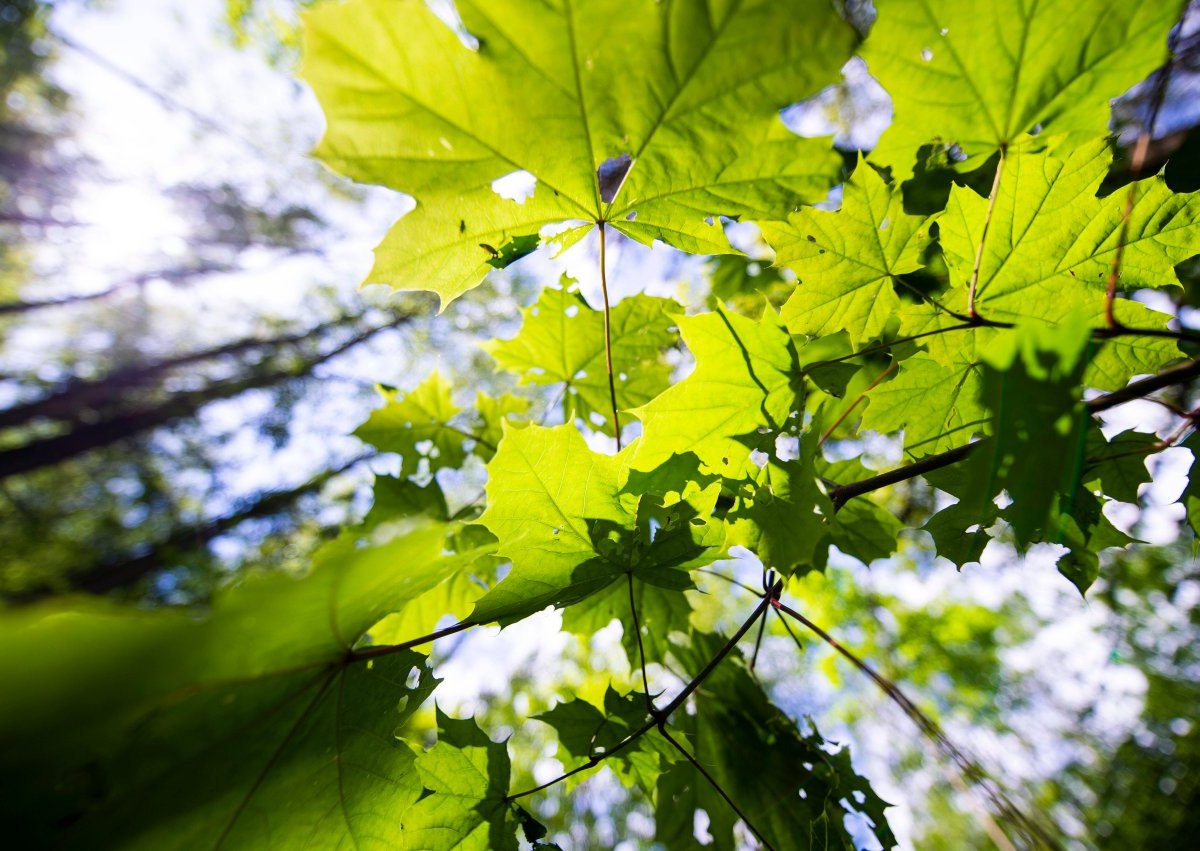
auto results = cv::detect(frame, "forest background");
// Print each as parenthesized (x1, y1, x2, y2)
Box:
(2, 0, 1200, 848)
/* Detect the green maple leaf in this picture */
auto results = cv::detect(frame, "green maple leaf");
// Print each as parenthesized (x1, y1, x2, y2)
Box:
(629, 305, 803, 476)
(475, 390, 531, 461)
(398, 711, 520, 851)
(474, 423, 722, 624)
(302, 0, 857, 305)
(483, 278, 677, 429)
(1182, 434, 1200, 537)
(900, 141, 1190, 391)
(727, 449, 831, 575)
(861, 351, 986, 456)
(957, 319, 1093, 548)
(657, 636, 895, 851)
(825, 497, 905, 566)
(863, 0, 1182, 175)
(355, 373, 472, 475)
(1051, 488, 1134, 595)
(940, 141, 1200, 321)
(365, 476, 450, 527)
(0, 525, 470, 848)
(1083, 427, 1158, 504)
(761, 158, 936, 347)
(536, 686, 672, 794)
(924, 500, 991, 566)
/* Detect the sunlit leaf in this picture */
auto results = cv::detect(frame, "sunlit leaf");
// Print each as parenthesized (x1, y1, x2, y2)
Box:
(303, 0, 857, 305)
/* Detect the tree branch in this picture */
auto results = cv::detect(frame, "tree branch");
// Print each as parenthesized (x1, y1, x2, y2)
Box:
(830, 357, 1200, 507)
(506, 591, 774, 801)
(772, 600, 1061, 850)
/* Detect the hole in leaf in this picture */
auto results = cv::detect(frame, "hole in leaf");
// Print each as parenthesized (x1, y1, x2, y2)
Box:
(626, 210, 637, 221)
(405, 667, 422, 689)
(704, 216, 714, 226)
(428, 0, 481, 50)
(597, 153, 633, 203)
(693, 809, 713, 844)
(921, 48, 933, 61)
(879, 217, 890, 230)
(749, 449, 769, 469)
(565, 304, 579, 318)
(940, 26, 949, 36)
(491, 170, 537, 204)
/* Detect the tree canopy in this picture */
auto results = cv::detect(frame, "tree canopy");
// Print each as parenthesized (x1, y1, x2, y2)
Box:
(3, 0, 1200, 847)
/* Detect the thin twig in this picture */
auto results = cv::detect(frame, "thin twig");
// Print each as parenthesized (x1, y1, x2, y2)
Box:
(627, 572, 654, 712)
(818, 361, 898, 446)
(1104, 33, 1178, 328)
(696, 567, 764, 596)
(506, 593, 774, 801)
(800, 320, 1200, 376)
(656, 723, 778, 851)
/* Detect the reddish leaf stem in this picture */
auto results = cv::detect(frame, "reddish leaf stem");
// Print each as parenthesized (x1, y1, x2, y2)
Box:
(598, 223, 622, 448)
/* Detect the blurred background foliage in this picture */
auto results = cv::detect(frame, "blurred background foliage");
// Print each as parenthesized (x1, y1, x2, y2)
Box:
(2, 0, 1200, 847)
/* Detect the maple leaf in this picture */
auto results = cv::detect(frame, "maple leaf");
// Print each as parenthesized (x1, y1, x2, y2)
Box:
(861, 351, 987, 456)
(629, 305, 803, 476)
(898, 141, 1192, 392)
(0, 526, 473, 847)
(355, 373, 471, 476)
(761, 158, 937, 348)
(863, 0, 1182, 175)
(398, 711, 521, 851)
(302, 0, 858, 305)
(484, 278, 677, 430)
(474, 423, 721, 624)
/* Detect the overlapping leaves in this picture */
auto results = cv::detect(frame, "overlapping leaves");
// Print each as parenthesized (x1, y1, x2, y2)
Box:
(303, 0, 857, 305)
(864, 0, 1182, 174)
(0, 526, 471, 848)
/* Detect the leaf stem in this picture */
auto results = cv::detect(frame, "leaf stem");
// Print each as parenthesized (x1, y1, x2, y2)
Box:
(966, 146, 1006, 320)
(506, 591, 775, 801)
(1104, 33, 1177, 329)
(347, 619, 477, 661)
(656, 723, 778, 851)
(598, 222, 622, 448)
(818, 361, 898, 446)
(627, 572, 655, 713)
(772, 601, 1059, 850)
